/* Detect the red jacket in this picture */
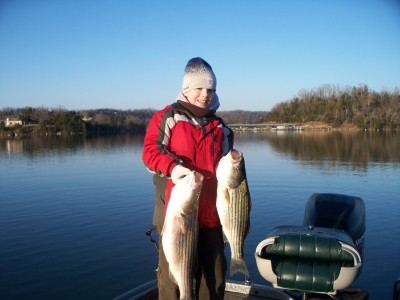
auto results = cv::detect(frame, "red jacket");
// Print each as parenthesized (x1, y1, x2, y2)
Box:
(142, 101, 234, 228)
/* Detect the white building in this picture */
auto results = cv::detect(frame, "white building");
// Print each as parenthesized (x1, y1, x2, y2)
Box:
(5, 117, 23, 127)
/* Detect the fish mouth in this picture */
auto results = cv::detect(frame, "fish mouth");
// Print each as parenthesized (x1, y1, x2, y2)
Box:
(193, 171, 204, 184)
(230, 149, 243, 161)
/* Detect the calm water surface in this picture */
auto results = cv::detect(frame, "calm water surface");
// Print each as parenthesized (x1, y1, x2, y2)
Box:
(1, 132, 399, 300)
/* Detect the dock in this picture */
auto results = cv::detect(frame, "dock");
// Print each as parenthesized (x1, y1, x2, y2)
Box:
(228, 123, 298, 132)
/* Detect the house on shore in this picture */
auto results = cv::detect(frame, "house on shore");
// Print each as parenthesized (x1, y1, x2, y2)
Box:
(4, 117, 23, 127)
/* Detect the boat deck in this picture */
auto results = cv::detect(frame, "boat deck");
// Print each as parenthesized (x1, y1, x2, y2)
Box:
(114, 279, 370, 300)
(114, 280, 296, 300)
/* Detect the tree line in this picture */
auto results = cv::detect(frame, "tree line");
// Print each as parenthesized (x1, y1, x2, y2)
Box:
(0, 107, 266, 137)
(0, 107, 155, 136)
(263, 84, 400, 130)
(1, 84, 399, 136)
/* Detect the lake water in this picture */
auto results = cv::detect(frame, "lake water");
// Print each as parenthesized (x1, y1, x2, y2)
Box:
(1, 131, 399, 300)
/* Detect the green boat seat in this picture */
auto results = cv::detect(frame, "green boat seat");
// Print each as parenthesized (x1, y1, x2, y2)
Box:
(255, 227, 362, 294)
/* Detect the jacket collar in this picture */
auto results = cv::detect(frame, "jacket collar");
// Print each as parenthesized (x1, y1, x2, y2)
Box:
(176, 100, 216, 118)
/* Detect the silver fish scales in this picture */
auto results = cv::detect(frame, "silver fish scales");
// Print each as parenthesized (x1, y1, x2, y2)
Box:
(162, 171, 203, 300)
(216, 149, 251, 277)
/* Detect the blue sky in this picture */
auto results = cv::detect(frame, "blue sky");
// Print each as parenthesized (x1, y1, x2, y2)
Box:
(0, 0, 399, 111)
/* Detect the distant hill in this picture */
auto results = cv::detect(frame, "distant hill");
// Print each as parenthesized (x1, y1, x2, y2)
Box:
(0, 107, 265, 136)
(263, 84, 399, 131)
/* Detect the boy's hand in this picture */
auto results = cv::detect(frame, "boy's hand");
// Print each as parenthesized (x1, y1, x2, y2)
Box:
(171, 165, 191, 184)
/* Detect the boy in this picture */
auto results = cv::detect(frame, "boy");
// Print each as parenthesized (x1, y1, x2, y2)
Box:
(142, 57, 233, 299)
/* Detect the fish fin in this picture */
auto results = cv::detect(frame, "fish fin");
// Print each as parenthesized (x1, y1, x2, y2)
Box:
(175, 214, 188, 234)
(230, 258, 249, 277)
(168, 269, 178, 285)
(217, 186, 230, 205)
(160, 221, 166, 236)
(222, 231, 228, 244)
(243, 216, 251, 239)
(223, 189, 231, 204)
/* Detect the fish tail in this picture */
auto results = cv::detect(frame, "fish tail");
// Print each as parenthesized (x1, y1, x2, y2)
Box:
(230, 258, 249, 277)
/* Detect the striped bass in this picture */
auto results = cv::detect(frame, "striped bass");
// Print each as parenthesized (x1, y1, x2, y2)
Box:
(161, 171, 204, 300)
(216, 149, 251, 277)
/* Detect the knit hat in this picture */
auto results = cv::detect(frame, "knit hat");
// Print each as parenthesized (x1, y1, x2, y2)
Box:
(182, 57, 217, 93)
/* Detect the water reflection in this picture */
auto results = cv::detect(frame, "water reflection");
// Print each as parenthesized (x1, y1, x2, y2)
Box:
(1, 135, 145, 159)
(2, 132, 400, 168)
(234, 131, 400, 172)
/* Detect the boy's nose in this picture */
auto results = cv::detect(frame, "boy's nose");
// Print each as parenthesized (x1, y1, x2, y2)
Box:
(200, 88, 210, 96)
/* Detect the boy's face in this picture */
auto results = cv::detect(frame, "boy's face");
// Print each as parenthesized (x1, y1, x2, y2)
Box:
(183, 88, 215, 109)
